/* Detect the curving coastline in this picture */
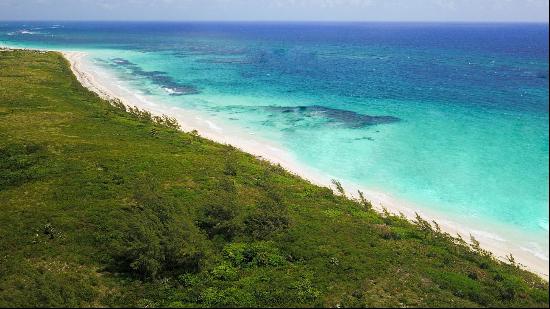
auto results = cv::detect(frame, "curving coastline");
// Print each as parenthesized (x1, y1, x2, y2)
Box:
(61, 50, 549, 280)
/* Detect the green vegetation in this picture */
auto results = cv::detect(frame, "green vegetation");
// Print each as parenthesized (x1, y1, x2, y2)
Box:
(0, 50, 548, 308)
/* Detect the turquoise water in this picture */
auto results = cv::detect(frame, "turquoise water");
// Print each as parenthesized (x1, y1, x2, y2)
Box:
(2, 22, 548, 248)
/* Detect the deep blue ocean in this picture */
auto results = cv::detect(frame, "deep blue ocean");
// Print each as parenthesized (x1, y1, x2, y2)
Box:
(1, 22, 548, 258)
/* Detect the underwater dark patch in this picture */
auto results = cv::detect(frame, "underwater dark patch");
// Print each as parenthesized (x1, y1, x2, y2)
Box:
(110, 58, 199, 96)
(267, 105, 400, 128)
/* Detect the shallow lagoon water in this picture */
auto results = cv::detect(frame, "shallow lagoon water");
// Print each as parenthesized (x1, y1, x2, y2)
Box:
(2, 22, 548, 260)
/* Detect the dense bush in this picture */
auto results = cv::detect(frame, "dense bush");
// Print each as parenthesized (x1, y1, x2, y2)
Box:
(197, 197, 239, 240)
(113, 215, 205, 279)
(109, 179, 206, 279)
(244, 200, 289, 239)
(0, 143, 46, 189)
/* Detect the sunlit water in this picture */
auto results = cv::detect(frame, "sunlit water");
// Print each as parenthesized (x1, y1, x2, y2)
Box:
(2, 22, 548, 257)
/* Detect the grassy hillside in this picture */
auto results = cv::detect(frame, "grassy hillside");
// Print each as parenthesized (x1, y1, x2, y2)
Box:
(0, 49, 548, 308)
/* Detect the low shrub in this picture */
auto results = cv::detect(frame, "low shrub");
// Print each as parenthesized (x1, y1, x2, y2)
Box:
(223, 242, 286, 267)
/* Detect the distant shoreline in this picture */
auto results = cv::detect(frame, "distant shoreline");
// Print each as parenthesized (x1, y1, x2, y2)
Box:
(7, 46, 544, 279)
(1, 20, 548, 25)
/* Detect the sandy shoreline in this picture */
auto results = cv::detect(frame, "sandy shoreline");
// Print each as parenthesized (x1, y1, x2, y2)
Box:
(49, 49, 548, 279)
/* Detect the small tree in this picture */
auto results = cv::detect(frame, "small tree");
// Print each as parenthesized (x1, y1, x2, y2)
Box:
(357, 190, 373, 211)
(415, 213, 433, 234)
(506, 253, 518, 268)
(331, 179, 345, 195)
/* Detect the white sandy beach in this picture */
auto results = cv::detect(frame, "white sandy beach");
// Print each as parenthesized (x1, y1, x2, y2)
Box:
(61, 50, 549, 279)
